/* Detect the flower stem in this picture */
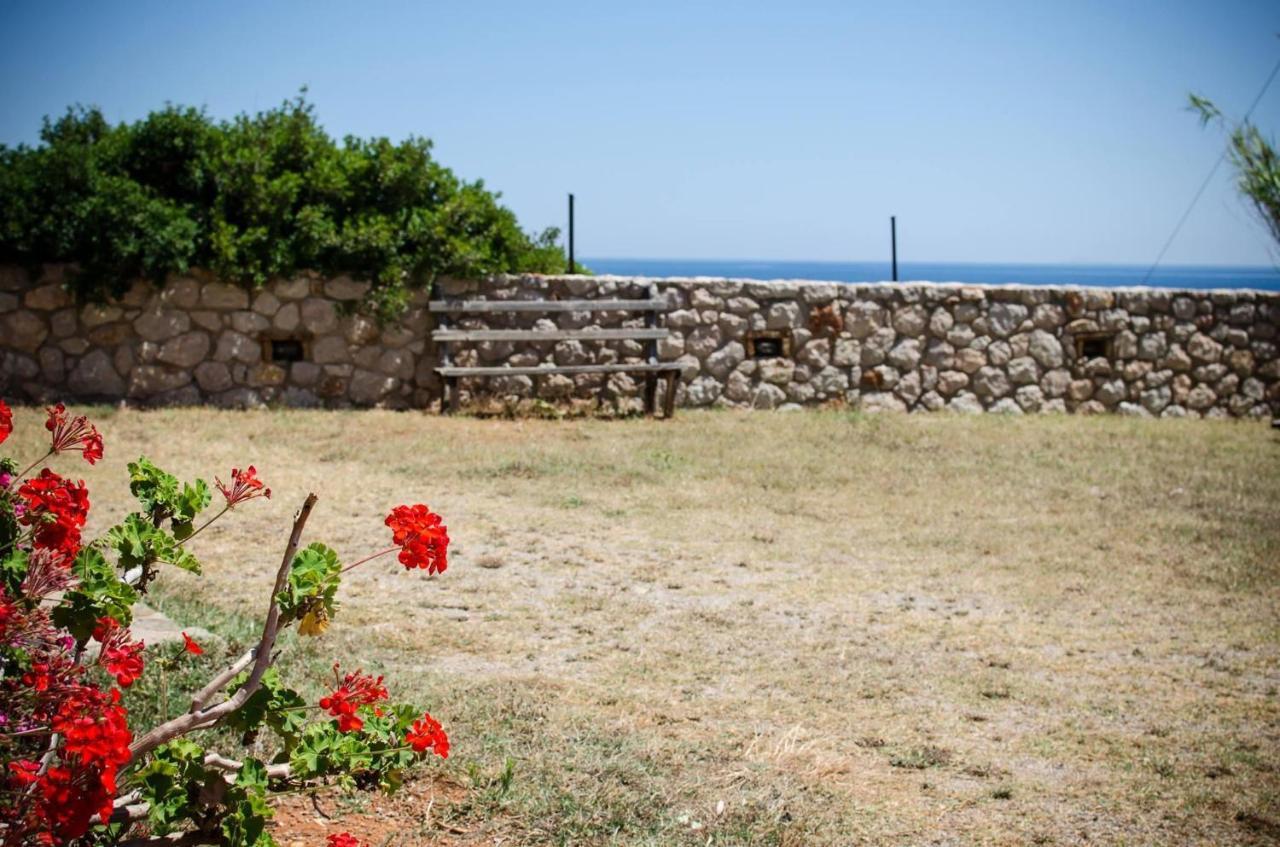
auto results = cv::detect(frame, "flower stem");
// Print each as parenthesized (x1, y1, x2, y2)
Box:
(13, 449, 55, 487)
(0, 527, 36, 560)
(183, 505, 230, 544)
(0, 726, 51, 738)
(340, 547, 397, 574)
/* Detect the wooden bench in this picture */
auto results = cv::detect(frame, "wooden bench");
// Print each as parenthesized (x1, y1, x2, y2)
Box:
(429, 284, 682, 417)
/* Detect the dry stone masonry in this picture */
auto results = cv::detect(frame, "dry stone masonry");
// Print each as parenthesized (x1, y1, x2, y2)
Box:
(2, 266, 1278, 419)
(0, 266, 432, 409)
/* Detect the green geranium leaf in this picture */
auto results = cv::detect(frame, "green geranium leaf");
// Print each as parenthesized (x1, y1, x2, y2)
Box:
(52, 548, 137, 641)
(289, 721, 373, 781)
(105, 513, 201, 575)
(173, 478, 212, 539)
(137, 739, 210, 835)
(1, 548, 29, 595)
(127, 456, 211, 537)
(105, 513, 152, 571)
(221, 757, 275, 847)
(149, 527, 202, 574)
(277, 542, 341, 624)
(128, 457, 181, 515)
(223, 667, 308, 749)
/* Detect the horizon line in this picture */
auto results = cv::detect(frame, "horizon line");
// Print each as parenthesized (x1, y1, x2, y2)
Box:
(579, 257, 1280, 272)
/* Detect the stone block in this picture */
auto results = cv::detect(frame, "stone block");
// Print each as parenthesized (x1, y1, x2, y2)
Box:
(972, 367, 1011, 399)
(300, 298, 339, 334)
(201, 283, 250, 310)
(194, 362, 233, 393)
(3, 310, 47, 352)
(887, 339, 922, 370)
(766, 302, 802, 330)
(67, 350, 124, 396)
(134, 308, 191, 342)
(892, 305, 928, 336)
(24, 283, 71, 311)
(158, 331, 211, 368)
(165, 277, 202, 309)
(128, 365, 192, 398)
(214, 330, 259, 364)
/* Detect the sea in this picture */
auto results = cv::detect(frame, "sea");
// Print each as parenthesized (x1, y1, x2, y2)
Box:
(580, 258, 1280, 292)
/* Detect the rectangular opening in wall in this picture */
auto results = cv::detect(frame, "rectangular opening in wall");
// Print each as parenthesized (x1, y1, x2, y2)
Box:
(747, 331, 792, 359)
(1074, 333, 1113, 360)
(269, 338, 306, 363)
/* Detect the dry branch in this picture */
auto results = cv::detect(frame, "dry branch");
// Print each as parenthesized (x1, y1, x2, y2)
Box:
(127, 494, 317, 763)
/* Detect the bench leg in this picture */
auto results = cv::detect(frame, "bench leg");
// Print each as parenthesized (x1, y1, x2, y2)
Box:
(643, 373, 657, 416)
(440, 376, 461, 414)
(662, 372, 678, 418)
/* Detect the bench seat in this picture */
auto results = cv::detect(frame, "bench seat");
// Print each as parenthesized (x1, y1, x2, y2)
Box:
(437, 362, 684, 377)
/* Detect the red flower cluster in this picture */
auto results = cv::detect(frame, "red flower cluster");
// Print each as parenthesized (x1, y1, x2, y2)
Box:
(385, 504, 449, 574)
(93, 617, 145, 688)
(45, 403, 104, 465)
(404, 711, 449, 758)
(215, 465, 271, 508)
(318, 665, 389, 733)
(32, 685, 134, 841)
(327, 834, 365, 847)
(53, 686, 132, 776)
(0, 398, 11, 446)
(17, 469, 90, 561)
(8, 760, 116, 845)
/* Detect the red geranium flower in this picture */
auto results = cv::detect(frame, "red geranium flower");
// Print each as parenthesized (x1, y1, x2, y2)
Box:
(17, 469, 90, 560)
(215, 465, 271, 508)
(384, 504, 449, 574)
(0, 398, 12, 446)
(404, 711, 449, 758)
(93, 617, 145, 688)
(181, 632, 203, 655)
(327, 834, 364, 847)
(0, 590, 15, 640)
(7, 759, 40, 787)
(22, 661, 55, 692)
(318, 665, 389, 734)
(45, 403, 104, 465)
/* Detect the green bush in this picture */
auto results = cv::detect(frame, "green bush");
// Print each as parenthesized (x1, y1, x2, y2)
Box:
(0, 94, 568, 318)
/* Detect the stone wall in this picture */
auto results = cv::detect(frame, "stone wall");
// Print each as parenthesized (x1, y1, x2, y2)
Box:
(0, 266, 434, 409)
(2, 266, 1278, 418)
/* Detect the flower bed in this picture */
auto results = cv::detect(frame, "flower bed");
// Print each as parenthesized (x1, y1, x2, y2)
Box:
(0, 399, 452, 846)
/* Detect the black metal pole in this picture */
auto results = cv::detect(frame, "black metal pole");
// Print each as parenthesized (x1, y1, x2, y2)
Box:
(890, 216, 898, 282)
(568, 193, 575, 274)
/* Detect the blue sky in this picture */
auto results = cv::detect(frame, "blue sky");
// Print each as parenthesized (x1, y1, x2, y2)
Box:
(1, 0, 1278, 266)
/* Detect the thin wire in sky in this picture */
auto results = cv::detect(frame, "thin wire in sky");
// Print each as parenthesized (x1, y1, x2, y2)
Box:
(1140, 53, 1280, 284)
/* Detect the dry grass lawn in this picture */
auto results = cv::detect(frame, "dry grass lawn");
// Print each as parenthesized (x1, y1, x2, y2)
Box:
(6, 406, 1279, 846)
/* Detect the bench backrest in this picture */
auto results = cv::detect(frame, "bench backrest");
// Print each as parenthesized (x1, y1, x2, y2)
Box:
(429, 283, 671, 363)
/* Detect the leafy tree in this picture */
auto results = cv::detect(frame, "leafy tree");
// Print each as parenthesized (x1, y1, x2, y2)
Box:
(1189, 92, 1280, 251)
(0, 94, 570, 318)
